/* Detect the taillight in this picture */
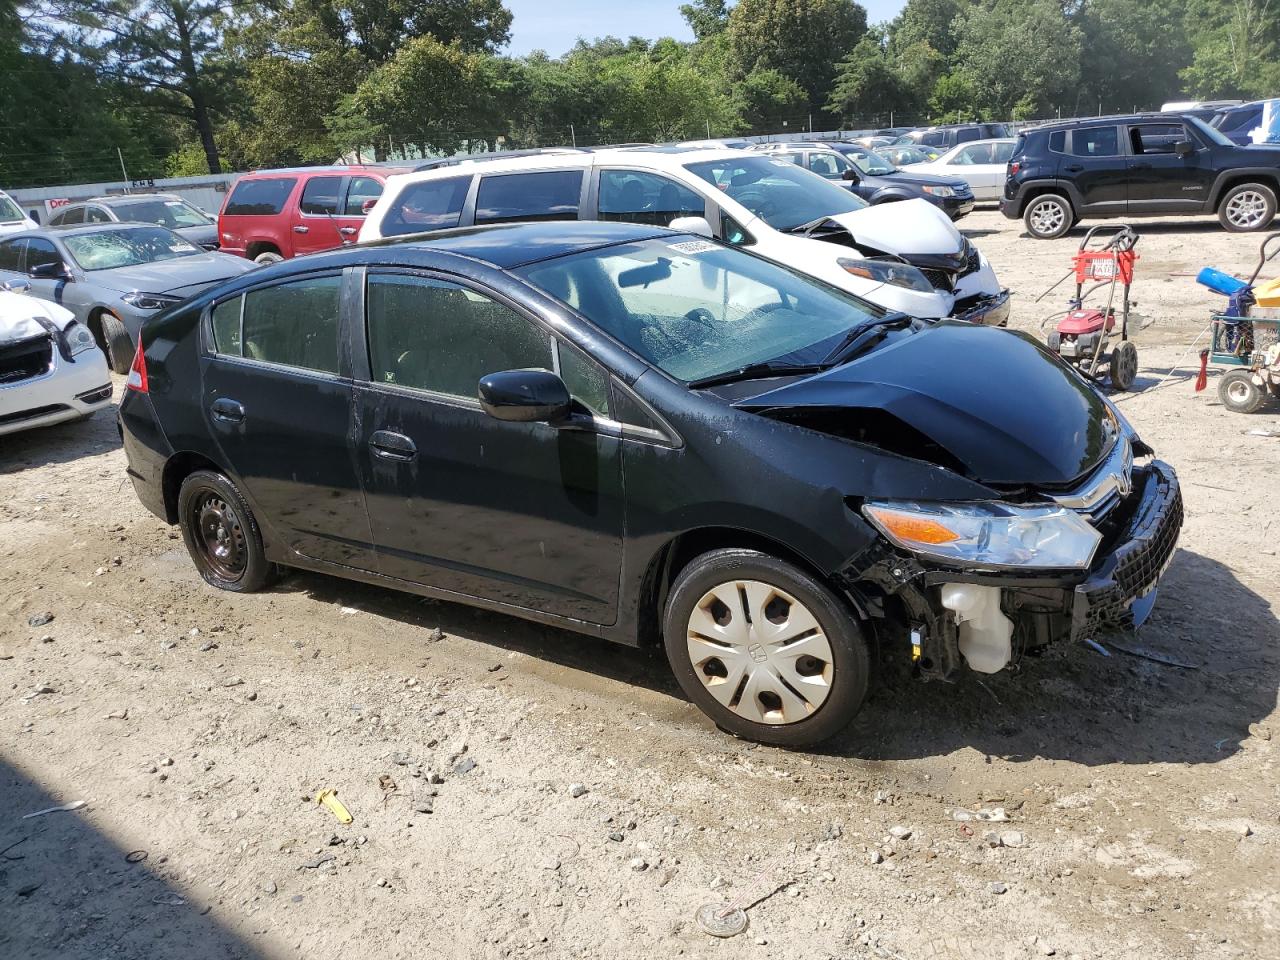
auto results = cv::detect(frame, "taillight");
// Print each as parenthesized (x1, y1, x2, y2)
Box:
(1009, 161, 1022, 175)
(125, 339, 149, 393)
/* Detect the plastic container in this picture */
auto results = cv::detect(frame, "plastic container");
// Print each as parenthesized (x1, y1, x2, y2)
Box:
(1197, 266, 1249, 297)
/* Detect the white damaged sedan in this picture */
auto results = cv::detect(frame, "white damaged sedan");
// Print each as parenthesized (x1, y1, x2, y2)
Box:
(0, 280, 112, 436)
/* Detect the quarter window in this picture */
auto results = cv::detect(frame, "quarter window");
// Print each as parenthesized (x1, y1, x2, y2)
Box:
(223, 177, 297, 216)
(474, 171, 582, 224)
(344, 176, 383, 216)
(597, 170, 704, 227)
(240, 275, 342, 373)
(558, 341, 609, 417)
(59, 207, 85, 225)
(0, 239, 22, 272)
(382, 177, 470, 236)
(366, 274, 553, 399)
(1069, 127, 1119, 157)
(1048, 130, 1067, 153)
(299, 177, 343, 216)
(84, 206, 113, 223)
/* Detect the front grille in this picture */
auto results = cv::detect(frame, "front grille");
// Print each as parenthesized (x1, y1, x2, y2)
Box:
(920, 268, 953, 291)
(0, 334, 53, 385)
(1071, 465, 1183, 640)
(0, 403, 69, 426)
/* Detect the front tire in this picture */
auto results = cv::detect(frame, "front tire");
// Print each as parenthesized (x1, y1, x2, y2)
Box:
(99, 311, 134, 375)
(663, 549, 870, 747)
(1218, 369, 1266, 413)
(177, 470, 277, 592)
(1218, 183, 1276, 233)
(1023, 194, 1073, 239)
(253, 250, 284, 266)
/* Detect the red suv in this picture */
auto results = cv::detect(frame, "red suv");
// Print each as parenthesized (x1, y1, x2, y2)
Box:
(217, 166, 409, 264)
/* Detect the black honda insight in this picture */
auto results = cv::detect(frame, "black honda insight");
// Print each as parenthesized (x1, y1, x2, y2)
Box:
(118, 222, 1182, 746)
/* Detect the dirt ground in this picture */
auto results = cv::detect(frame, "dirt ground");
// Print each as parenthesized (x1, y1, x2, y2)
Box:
(2, 208, 1278, 960)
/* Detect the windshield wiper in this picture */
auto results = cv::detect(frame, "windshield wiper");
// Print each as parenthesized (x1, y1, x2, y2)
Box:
(820, 312, 916, 365)
(785, 216, 836, 236)
(688, 361, 829, 389)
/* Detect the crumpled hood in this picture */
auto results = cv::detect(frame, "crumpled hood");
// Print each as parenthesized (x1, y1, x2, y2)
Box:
(92, 252, 254, 296)
(733, 322, 1116, 487)
(0, 290, 74, 339)
(870, 170, 970, 190)
(827, 197, 964, 256)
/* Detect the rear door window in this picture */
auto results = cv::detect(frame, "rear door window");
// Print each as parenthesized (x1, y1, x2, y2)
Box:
(84, 206, 113, 223)
(59, 207, 85, 225)
(991, 141, 1015, 163)
(299, 176, 343, 216)
(920, 130, 946, 146)
(344, 176, 384, 216)
(240, 275, 342, 374)
(0, 239, 23, 272)
(597, 170, 705, 227)
(25, 238, 62, 272)
(1070, 127, 1120, 157)
(381, 177, 470, 236)
(954, 127, 980, 144)
(223, 178, 297, 216)
(474, 171, 583, 224)
(1129, 123, 1186, 154)
(807, 153, 844, 177)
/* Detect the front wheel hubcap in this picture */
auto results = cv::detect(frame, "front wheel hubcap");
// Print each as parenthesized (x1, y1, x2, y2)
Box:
(685, 580, 834, 725)
(1227, 379, 1253, 403)
(1227, 191, 1267, 228)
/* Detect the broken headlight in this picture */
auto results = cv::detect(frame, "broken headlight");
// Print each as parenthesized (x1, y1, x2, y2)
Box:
(837, 258, 934, 293)
(862, 500, 1102, 570)
(63, 320, 98, 357)
(121, 291, 183, 311)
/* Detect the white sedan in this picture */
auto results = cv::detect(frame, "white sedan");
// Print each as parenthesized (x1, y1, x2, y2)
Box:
(908, 139, 1017, 201)
(1, 281, 112, 436)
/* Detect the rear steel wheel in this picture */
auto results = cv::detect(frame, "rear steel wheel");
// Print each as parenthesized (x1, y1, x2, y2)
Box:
(178, 470, 277, 592)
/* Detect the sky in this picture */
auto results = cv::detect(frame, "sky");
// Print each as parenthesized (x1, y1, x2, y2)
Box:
(503, 0, 909, 57)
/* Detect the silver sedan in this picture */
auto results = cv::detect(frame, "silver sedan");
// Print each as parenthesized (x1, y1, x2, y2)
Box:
(0, 223, 254, 372)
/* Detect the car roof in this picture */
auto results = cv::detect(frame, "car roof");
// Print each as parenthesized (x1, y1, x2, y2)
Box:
(241, 164, 409, 178)
(1025, 112, 1203, 132)
(66, 194, 188, 206)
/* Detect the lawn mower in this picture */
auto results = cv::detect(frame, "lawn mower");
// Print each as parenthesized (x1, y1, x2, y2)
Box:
(1194, 230, 1280, 414)
(1036, 225, 1141, 390)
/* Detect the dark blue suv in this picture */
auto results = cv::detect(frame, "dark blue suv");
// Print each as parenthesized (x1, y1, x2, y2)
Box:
(1002, 113, 1280, 238)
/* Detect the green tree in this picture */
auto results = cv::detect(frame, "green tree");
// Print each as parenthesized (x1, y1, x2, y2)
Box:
(680, 0, 730, 40)
(887, 0, 964, 59)
(727, 0, 869, 111)
(1077, 0, 1192, 112)
(827, 36, 906, 121)
(37, 1, 244, 174)
(1180, 0, 1280, 99)
(736, 68, 808, 130)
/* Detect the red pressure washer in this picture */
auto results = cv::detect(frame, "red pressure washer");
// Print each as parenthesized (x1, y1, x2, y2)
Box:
(1037, 224, 1141, 390)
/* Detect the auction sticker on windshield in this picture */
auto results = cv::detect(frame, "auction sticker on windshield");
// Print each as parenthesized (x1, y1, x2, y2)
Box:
(669, 240, 718, 255)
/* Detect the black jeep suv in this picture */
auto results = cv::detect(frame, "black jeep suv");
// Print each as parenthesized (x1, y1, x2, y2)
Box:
(1002, 113, 1280, 238)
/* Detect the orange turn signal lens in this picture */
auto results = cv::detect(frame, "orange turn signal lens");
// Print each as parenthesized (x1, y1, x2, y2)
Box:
(869, 511, 960, 545)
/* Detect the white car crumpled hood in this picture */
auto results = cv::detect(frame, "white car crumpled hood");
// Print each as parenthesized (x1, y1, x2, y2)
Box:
(826, 197, 964, 256)
(0, 291, 74, 341)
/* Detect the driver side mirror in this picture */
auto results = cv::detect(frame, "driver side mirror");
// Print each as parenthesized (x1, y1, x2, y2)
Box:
(1, 278, 32, 294)
(361, 198, 378, 214)
(29, 261, 70, 281)
(842, 168, 860, 182)
(668, 215, 713, 238)
(1174, 139, 1195, 157)
(478, 369, 572, 424)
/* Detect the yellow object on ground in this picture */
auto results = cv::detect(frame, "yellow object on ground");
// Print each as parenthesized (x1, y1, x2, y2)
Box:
(315, 788, 353, 824)
(1256, 276, 1280, 308)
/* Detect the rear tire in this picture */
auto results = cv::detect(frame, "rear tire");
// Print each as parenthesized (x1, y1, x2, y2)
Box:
(177, 470, 277, 592)
(1217, 183, 1276, 233)
(1217, 369, 1266, 413)
(99, 311, 133, 375)
(1023, 194, 1073, 239)
(662, 548, 870, 748)
(1109, 341, 1139, 391)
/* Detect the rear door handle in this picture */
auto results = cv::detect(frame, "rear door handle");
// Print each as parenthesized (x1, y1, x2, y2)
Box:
(339, 226, 357, 236)
(369, 430, 417, 462)
(293, 225, 309, 234)
(1065, 164, 1084, 172)
(210, 398, 245, 424)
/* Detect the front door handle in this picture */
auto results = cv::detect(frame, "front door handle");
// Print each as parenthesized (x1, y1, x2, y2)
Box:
(293, 225, 310, 234)
(210, 398, 245, 424)
(369, 430, 417, 462)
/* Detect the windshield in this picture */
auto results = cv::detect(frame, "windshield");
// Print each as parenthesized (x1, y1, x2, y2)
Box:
(63, 226, 202, 271)
(841, 147, 897, 175)
(115, 198, 212, 229)
(518, 236, 882, 382)
(683, 156, 868, 232)
(1187, 115, 1236, 147)
(0, 194, 24, 224)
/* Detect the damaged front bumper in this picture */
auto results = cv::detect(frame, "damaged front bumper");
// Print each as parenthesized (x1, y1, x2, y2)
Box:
(953, 288, 1012, 327)
(841, 460, 1183, 678)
